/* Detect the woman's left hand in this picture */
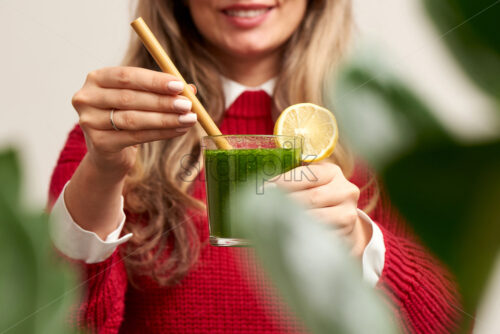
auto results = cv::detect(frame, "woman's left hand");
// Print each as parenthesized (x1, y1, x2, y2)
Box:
(269, 161, 372, 257)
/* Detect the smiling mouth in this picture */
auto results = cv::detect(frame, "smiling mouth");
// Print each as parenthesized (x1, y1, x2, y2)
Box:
(223, 8, 272, 18)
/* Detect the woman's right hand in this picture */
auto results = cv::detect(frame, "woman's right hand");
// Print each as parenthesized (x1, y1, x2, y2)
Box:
(72, 66, 197, 177)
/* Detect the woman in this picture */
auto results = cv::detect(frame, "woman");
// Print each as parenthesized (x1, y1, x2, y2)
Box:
(49, 0, 461, 333)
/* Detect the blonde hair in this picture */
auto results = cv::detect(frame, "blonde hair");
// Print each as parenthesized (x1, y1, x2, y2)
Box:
(122, 0, 360, 286)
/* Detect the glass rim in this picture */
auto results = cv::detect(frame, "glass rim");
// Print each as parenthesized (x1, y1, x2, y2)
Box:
(202, 134, 302, 140)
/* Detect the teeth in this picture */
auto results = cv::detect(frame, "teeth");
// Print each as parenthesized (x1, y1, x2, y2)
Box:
(225, 9, 268, 18)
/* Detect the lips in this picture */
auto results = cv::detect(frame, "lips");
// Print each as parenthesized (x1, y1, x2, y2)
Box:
(221, 3, 275, 28)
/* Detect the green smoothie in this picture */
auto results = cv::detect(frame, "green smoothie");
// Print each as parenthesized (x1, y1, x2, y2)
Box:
(204, 147, 301, 241)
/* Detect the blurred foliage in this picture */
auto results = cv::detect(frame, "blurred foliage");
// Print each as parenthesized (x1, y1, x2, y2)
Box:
(331, 53, 455, 169)
(383, 142, 500, 317)
(0, 149, 76, 334)
(330, 0, 500, 331)
(423, 0, 500, 103)
(235, 186, 397, 334)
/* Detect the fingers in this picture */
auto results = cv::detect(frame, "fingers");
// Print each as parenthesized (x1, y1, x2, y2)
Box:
(80, 108, 197, 131)
(74, 87, 193, 113)
(88, 67, 185, 95)
(73, 66, 201, 154)
(85, 127, 193, 154)
(286, 179, 359, 209)
(307, 205, 359, 235)
(88, 67, 198, 96)
(270, 162, 338, 192)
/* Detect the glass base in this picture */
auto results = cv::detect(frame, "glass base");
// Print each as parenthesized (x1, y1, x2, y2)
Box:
(209, 236, 251, 247)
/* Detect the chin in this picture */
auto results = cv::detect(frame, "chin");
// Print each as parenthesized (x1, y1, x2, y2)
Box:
(230, 46, 270, 58)
(223, 37, 276, 58)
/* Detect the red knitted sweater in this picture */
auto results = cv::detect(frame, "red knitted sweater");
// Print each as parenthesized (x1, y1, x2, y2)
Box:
(49, 91, 461, 333)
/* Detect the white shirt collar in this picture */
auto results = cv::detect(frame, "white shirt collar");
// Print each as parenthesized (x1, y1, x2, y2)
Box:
(221, 76, 276, 110)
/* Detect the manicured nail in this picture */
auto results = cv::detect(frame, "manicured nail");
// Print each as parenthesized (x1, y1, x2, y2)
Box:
(174, 99, 192, 112)
(178, 112, 197, 124)
(167, 81, 184, 92)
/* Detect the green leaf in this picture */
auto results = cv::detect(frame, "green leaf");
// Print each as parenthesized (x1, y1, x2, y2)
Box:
(333, 54, 500, 331)
(382, 141, 500, 320)
(29, 213, 77, 334)
(332, 52, 454, 169)
(0, 149, 76, 334)
(0, 208, 38, 334)
(423, 0, 500, 102)
(0, 150, 38, 334)
(0, 149, 22, 210)
(234, 186, 397, 334)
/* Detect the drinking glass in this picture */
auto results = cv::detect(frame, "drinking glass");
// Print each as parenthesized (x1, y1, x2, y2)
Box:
(202, 135, 302, 246)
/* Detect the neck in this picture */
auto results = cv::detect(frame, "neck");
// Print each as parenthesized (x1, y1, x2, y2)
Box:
(214, 49, 282, 87)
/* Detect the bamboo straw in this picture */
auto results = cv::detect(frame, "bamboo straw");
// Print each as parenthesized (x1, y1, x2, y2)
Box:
(131, 17, 232, 150)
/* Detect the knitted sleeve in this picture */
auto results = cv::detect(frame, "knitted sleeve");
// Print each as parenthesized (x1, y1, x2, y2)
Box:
(376, 224, 461, 334)
(371, 191, 462, 333)
(48, 124, 128, 334)
(352, 163, 462, 333)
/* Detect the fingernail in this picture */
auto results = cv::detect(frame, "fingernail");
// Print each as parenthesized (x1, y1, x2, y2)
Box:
(174, 99, 192, 112)
(167, 81, 184, 92)
(189, 84, 197, 94)
(178, 112, 197, 124)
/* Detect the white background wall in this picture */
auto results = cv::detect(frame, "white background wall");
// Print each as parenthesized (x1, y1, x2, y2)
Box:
(0, 0, 496, 207)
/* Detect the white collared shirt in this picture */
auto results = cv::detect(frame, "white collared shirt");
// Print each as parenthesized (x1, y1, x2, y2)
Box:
(49, 77, 385, 286)
(221, 76, 276, 109)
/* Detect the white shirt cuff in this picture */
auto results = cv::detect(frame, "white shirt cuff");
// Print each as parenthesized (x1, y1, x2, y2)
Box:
(358, 209, 386, 286)
(49, 182, 133, 264)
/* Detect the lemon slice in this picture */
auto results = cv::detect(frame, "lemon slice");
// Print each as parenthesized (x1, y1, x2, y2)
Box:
(274, 103, 338, 163)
